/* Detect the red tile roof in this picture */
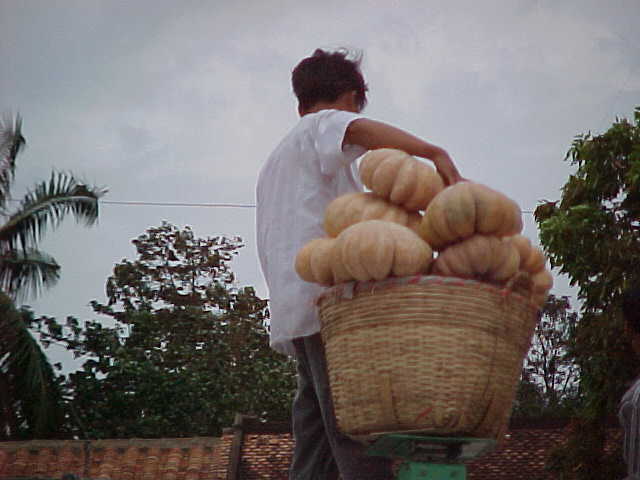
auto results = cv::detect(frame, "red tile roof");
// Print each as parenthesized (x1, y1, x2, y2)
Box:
(469, 425, 566, 479)
(0, 418, 623, 479)
(230, 417, 623, 480)
(0, 437, 231, 480)
(239, 432, 293, 479)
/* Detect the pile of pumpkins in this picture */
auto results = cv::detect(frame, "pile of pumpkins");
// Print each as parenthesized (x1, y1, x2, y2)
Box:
(295, 148, 553, 308)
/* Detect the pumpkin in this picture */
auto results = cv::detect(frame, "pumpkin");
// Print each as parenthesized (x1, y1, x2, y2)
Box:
(294, 238, 335, 285)
(324, 192, 417, 237)
(330, 241, 354, 284)
(359, 148, 444, 211)
(406, 211, 423, 236)
(342, 222, 395, 281)
(359, 148, 396, 190)
(419, 182, 523, 250)
(310, 238, 337, 286)
(388, 222, 434, 276)
(432, 235, 520, 284)
(508, 235, 546, 274)
(530, 269, 553, 307)
(336, 220, 433, 282)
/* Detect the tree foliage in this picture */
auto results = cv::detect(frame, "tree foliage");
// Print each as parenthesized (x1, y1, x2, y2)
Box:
(0, 115, 105, 300)
(513, 295, 580, 419)
(34, 222, 296, 438)
(0, 293, 66, 440)
(535, 107, 640, 479)
(0, 114, 104, 440)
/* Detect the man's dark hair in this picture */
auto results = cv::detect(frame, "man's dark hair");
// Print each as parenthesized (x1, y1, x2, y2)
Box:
(292, 49, 368, 112)
(622, 286, 640, 332)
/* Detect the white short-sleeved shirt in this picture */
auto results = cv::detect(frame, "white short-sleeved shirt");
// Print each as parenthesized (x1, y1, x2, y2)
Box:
(256, 109, 366, 356)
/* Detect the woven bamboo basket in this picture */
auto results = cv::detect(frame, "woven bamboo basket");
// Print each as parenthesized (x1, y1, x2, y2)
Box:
(317, 275, 538, 443)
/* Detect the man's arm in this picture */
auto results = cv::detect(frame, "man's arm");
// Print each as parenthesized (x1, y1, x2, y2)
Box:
(344, 118, 462, 185)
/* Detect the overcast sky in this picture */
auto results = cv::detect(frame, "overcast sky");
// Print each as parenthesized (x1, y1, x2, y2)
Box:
(1, 0, 639, 367)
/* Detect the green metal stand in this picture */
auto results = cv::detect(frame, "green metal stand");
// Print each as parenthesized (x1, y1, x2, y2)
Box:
(367, 434, 495, 480)
(393, 461, 465, 480)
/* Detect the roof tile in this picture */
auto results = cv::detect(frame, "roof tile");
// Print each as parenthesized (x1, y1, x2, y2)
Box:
(141, 447, 160, 480)
(0, 420, 623, 479)
(0, 438, 222, 480)
(121, 445, 139, 480)
(96, 447, 117, 479)
(163, 447, 182, 480)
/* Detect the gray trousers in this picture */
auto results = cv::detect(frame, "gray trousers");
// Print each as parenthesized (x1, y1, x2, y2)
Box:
(290, 333, 394, 480)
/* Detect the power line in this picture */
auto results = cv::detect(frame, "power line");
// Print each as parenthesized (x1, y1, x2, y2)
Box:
(99, 199, 536, 214)
(101, 200, 257, 208)
(8, 197, 537, 214)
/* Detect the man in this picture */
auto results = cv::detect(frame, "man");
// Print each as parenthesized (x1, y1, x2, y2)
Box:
(256, 48, 462, 480)
(620, 286, 640, 480)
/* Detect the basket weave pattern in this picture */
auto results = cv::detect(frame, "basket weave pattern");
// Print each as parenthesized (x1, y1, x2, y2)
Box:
(317, 276, 538, 441)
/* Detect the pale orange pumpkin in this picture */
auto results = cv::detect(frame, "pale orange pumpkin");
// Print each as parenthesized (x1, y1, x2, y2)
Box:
(336, 220, 433, 282)
(507, 235, 546, 274)
(359, 148, 444, 211)
(406, 211, 423, 236)
(330, 241, 354, 284)
(387, 222, 434, 276)
(432, 235, 520, 284)
(530, 269, 554, 307)
(324, 192, 419, 237)
(419, 182, 523, 250)
(294, 238, 335, 285)
(310, 238, 337, 286)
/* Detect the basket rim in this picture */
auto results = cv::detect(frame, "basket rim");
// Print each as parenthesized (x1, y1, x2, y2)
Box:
(316, 274, 539, 312)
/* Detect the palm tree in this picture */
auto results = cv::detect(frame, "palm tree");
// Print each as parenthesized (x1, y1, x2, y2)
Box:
(0, 114, 106, 439)
(0, 293, 67, 439)
(1, 114, 106, 299)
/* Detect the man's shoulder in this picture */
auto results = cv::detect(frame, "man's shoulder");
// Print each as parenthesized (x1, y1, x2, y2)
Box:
(266, 115, 317, 158)
(273, 109, 362, 144)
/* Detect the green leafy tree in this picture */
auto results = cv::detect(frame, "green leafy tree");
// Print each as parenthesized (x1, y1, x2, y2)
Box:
(35, 222, 296, 438)
(535, 107, 640, 479)
(0, 115, 104, 439)
(513, 295, 581, 419)
(0, 293, 66, 439)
